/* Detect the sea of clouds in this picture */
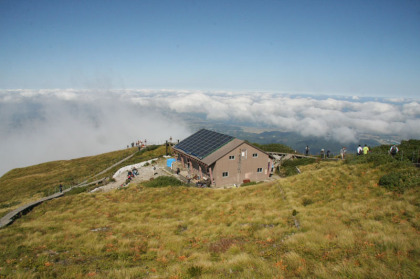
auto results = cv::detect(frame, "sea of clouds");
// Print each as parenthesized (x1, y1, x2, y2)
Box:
(0, 89, 419, 176)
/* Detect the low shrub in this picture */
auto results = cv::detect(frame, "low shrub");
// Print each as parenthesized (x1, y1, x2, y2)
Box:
(251, 143, 295, 153)
(65, 186, 89, 195)
(379, 172, 403, 192)
(282, 166, 299, 176)
(347, 140, 420, 166)
(187, 266, 203, 277)
(241, 181, 257, 187)
(379, 168, 420, 193)
(280, 157, 316, 177)
(142, 176, 184, 188)
(0, 201, 20, 209)
(345, 152, 395, 166)
(302, 196, 313, 206)
(282, 158, 316, 168)
(141, 145, 160, 153)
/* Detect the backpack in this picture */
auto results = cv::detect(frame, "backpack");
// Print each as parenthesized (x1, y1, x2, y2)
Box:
(391, 146, 397, 155)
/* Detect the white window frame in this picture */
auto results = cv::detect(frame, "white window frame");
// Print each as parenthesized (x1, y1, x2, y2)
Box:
(253, 153, 258, 158)
(257, 168, 263, 173)
(222, 172, 229, 177)
(241, 149, 247, 158)
(229, 155, 235, 160)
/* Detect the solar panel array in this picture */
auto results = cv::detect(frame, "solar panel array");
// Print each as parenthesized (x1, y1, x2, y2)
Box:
(174, 129, 234, 159)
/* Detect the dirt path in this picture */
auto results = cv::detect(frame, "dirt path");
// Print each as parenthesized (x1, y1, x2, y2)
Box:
(90, 158, 169, 193)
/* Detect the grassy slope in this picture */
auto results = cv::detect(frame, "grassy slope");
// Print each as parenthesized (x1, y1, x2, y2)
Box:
(0, 161, 419, 278)
(0, 146, 167, 218)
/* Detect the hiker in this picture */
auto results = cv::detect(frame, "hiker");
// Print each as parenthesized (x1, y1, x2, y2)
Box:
(389, 145, 399, 157)
(305, 146, 309, 156)
(132, 168, 139, 176)
(326, 150, 330, 158)
(357, 145, 363, 156)
(320, 149, 325, 159)
(340, 147, 346, 160)
(363, 144, 369, 155)
(59, 184, 63, 193)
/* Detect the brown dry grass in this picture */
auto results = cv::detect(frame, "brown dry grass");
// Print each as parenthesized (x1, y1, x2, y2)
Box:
(0, 146, 167, 218)
(0, 160, 419, 278)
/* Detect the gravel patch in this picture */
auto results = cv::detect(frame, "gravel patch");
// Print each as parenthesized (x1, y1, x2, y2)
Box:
(90, 159, 168, 193)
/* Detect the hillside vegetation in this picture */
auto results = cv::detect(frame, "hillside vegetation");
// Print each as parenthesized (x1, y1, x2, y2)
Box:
(251, 143, 295, 154)
(0, 142, 419, 278)
(0, 146, 167, 219)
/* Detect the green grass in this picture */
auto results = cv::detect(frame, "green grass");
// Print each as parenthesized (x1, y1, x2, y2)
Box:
(64, 185, 92, 196)
(280, 157, 317, 177)
(344, 142, 420, 193)
(0, 158, 419, 278)
(141, 176, 185, 188)
(241, 181, 257, 187)
(252, 143, 295, 153)
(0, 148, 135, 201)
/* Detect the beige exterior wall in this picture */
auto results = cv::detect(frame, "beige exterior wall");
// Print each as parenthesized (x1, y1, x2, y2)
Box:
(212, 143, 271, 186)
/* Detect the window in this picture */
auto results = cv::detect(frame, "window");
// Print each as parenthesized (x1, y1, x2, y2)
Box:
(253, 153, 258, 158)
(229, 155, 235, 160)
(257, 168, 263, 173)
(222, 172, 229, 177)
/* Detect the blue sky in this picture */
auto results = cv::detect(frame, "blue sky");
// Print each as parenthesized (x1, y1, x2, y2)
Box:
(1, 0, 419, 98)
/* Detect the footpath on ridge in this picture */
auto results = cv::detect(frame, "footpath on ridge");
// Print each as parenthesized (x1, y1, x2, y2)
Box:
(0, 150, 139, 229)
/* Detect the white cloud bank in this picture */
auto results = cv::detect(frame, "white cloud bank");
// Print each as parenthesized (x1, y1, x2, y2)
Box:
(124, 90, 420, 142)
(0, 89, 191, 176)
(0, 89, 419, 176)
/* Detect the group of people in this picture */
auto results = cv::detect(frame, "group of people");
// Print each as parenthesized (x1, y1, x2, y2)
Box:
(320, 148, 331, 158)
(127, 167, 139, 181)
(305, 145, 332, 158)
(356, 144, 370, 156)
(357, 144, 399, 157)
(307, 144, 399, 160)
(305, 145, 333, 159)
(127, 140, 147, 149)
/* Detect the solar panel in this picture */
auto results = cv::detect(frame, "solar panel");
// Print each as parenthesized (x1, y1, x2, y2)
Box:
(174, 129, 234, 159)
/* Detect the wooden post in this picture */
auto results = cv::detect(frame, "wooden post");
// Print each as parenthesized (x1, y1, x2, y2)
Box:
(209, 167, 214, 186)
